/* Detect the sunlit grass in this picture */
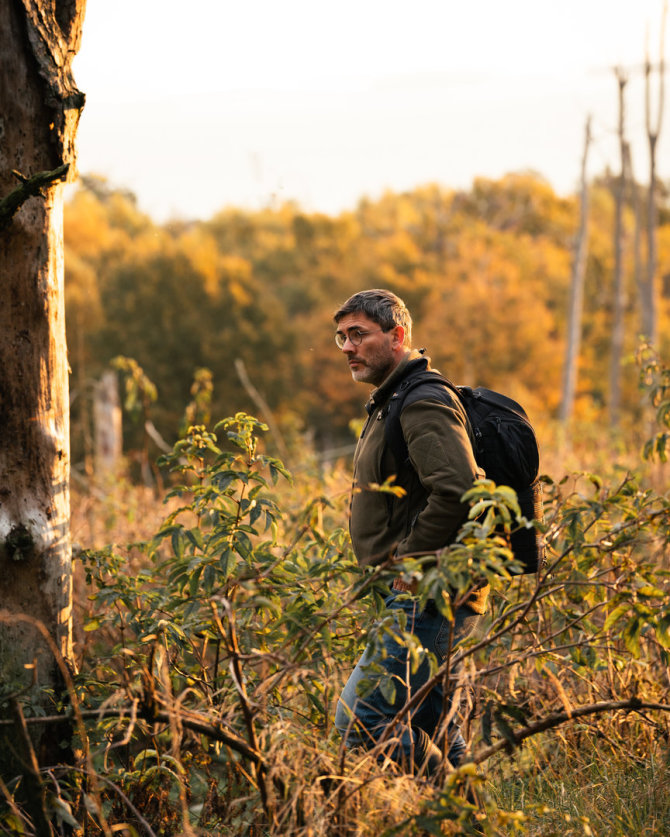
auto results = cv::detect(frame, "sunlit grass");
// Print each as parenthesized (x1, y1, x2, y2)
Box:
(59, 417, 670, 836)
(489, 734, 670, 837)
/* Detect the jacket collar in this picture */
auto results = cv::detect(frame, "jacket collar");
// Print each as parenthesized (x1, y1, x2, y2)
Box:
(365, 350, 430, 415)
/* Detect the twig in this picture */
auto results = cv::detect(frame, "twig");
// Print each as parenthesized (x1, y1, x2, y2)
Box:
(63, 767, 158, 837)
(0, 772, 32, 829)
(474, 640, 614, 680)
(234, 357, 291, 465)
(211, 599, 276, 825)
(0, 164, 69, 231)
(9, 698, 52, 837)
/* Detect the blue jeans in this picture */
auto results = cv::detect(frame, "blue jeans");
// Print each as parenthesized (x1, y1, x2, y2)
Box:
(335, 593, 480, 774)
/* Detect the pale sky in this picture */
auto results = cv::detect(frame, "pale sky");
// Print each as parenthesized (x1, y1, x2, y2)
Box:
(72, 0, 668, 221)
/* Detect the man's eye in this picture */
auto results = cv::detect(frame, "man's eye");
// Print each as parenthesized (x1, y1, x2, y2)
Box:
(352, 330, 364, 339)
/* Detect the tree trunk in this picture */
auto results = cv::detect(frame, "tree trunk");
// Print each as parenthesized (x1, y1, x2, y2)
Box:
(642, 4, 667, 347)
(0, 0, 85, 768)
(94, 369, 123, 474)
(609, 70, 628, 427)
(559, 116, 591, 425)
(624, 144, 643, 339)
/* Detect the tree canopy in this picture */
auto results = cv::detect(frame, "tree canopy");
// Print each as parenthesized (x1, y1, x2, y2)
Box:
(64, 172, 670, 464)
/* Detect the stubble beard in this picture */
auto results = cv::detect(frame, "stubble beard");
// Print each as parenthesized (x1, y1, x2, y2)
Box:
(349, 355, 395, 387)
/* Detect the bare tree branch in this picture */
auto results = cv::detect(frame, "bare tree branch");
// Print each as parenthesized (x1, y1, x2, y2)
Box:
(472, 697, 670, 764)
(0, 164, 69, 232)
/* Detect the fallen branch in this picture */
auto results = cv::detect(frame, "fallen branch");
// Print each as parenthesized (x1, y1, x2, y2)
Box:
(472, 697, 670, 764)
(0, 705, 264, 768)
(0, 164, 70, 231)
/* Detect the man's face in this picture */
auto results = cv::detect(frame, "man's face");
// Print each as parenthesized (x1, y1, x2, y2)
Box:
(336, 312, 403, 386)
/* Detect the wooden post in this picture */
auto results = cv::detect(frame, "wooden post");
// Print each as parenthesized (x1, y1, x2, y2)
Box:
(94, 369, 123, 475)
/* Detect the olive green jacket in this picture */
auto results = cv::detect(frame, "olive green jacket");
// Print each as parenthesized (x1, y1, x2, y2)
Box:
(349, 351, 489, 614)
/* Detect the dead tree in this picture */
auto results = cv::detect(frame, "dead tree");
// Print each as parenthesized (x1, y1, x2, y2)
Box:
(0, 0, 86, 769)
(641, 2, 667, 347)
(609, 69, 628, 427)
(623, 144, 643, 342)
(560, 116, 591, 425)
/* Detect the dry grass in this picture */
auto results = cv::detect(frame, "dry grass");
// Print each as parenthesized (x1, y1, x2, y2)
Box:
(490, 732, 670, 836)
(61, 428, 670, 837)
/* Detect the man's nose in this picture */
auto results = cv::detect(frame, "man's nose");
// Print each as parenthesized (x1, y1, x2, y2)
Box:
(340, 335, 355, 351)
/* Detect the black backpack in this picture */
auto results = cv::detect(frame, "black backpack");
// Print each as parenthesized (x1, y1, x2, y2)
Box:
(384, 371, 545, 574)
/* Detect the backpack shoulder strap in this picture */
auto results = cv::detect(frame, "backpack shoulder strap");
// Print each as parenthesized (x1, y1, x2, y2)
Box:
(383, 370, 462, 473)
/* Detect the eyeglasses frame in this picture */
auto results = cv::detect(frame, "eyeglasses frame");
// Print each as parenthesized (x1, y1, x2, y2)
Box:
(334, 326, 395, 349)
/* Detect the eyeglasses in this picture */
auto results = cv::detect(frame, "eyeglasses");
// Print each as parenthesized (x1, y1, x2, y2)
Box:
(334, 327, 385, 349)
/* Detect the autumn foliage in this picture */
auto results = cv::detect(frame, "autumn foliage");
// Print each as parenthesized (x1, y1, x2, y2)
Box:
(64, 172, 670, 470)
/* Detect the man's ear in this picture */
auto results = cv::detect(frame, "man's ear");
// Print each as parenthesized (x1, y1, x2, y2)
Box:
(392, 325, 405, 348)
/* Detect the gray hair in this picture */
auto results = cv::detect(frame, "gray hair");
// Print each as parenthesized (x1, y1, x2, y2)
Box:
(333, 289, 412, 347)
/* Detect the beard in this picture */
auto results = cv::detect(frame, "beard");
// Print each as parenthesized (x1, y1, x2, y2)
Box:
(348, 349, 396, 387)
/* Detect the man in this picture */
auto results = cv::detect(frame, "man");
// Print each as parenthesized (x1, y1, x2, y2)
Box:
(333, 288, 488, 774)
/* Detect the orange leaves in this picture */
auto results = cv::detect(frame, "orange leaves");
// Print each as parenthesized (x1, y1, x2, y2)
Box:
(64, 173, 670, 455)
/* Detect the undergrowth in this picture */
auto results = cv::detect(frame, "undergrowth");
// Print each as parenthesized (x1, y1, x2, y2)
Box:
(1, 349, 670, 835)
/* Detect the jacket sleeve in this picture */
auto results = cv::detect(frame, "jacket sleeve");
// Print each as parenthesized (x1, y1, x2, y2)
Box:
(394, 397, 480, 557)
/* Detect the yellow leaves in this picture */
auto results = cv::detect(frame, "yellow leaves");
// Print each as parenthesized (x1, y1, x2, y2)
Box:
(224, 266, 254, 307)
(65, 188, 120, 259)
(65, 178, 166, 267)
(177, 227, 220, 293)
(62, 171, 670, 447)
(365, 476, 407, 498)
(64, 251, 102, 322)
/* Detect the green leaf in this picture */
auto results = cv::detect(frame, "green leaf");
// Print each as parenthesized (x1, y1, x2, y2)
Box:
(379, 675, 397, 705)
(170, 528, 186, 559)
(185, 528, 204, 550)
(307, 691, 325, 714)
(189, 566, 203, 597)
(622, 617, 642, 658)
(655, 614, 670, 650)
(604, 603, 630, 631)
(203, 562, 216, 592)
(636, 585, 665, 599)
(588, 473, 603, 490)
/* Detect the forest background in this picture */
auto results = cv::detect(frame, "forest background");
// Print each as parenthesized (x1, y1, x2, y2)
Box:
(65, 169, 670, 479)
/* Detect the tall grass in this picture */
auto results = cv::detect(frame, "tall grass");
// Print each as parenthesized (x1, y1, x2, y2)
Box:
(491, 735, 670, 836)
(2, 406, 664, 836)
